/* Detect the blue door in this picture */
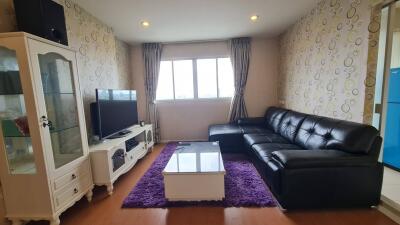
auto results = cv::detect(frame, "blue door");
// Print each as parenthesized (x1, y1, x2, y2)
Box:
(383, 68, 400, 170)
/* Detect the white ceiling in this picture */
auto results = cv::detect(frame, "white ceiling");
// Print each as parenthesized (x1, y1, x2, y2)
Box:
(77, 0, 319, 44)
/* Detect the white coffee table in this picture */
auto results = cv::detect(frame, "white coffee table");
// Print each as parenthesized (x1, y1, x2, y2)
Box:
(162, 142, 226, 201)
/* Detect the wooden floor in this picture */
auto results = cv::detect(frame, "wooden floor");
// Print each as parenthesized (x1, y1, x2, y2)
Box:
(29, 144, 397, 225)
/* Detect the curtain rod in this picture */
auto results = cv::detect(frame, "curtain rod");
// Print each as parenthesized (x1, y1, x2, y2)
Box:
(133, 36, 258, 46)
(130, 38, 229, 47)
(160, 36, 254, 45)
(161, 38, 229, 45)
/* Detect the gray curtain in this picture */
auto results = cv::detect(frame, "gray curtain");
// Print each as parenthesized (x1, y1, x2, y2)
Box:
(142, 43, 162, 143)
(228, 37, 251, 122)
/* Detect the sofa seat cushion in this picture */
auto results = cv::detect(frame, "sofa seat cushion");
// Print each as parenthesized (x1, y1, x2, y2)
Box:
(244, 133, 289, 146)
(240, 125, 271, 134)
(272, 150, 376, 169)
(252, 143, 302, 163)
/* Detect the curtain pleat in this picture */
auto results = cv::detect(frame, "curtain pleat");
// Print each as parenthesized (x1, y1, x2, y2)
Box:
(228, 37, 251, 122)
(142, 43, 162, 143)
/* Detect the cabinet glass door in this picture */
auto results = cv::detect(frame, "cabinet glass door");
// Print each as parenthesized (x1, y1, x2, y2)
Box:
(37, 53, 83, 169)
(0, 46, 36, 174)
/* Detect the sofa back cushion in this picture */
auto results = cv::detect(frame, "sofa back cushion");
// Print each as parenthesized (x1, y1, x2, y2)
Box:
(278, 111, 307, 142)
(264, 107, 289, 133)
(295, 115, 379, 154)
(295, 116, 332, 150)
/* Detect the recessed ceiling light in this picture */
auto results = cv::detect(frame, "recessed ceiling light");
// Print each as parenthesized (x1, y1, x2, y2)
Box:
(250, 15, 259, 22)
(141, 21, 150, 28)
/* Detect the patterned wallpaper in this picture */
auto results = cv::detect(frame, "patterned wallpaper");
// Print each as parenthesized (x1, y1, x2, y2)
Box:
(279, 0, 380, 123)
(115, 40, 131, 90)
(59, 0, 131, 137)
(0, 0, 131, 139)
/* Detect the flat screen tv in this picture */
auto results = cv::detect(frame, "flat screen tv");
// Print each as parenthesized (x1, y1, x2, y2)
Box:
(91, 89, 138, 140)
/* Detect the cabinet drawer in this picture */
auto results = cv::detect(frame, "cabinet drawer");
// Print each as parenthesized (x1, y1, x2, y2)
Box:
(126, 150, 135, 163)
(126, 143, 146, 163)
(137, 143, 147, 159)
(53, 173, 91, 210)
(53, 160, 90, 191)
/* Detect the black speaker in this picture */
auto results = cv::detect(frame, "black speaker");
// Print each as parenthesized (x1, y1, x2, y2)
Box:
(13, 0, 68, 46)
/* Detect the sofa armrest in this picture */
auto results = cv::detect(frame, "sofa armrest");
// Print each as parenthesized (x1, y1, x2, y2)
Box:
(237, 117, 265, 126)
(271, 150, 376, 169)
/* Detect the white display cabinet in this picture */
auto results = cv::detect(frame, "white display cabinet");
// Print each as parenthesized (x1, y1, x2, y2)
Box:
(0, 32, 93, 225)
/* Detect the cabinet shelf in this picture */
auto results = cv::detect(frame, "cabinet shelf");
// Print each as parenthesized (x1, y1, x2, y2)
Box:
(10, 164, 36, 174)
(0, 93, 23, 96)
(44, 92, 75, 95)
(50, 124, 78, 133)
(9, 160, 36, 174)
(3, 135, 30, 138)
(2, 123, 79, 137)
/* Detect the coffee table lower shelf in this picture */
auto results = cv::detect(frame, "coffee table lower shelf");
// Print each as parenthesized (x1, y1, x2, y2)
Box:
(163, 172, 225, 201)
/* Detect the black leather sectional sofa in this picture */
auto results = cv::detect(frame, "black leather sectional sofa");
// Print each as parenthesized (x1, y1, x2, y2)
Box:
(208, 107, 383, 209)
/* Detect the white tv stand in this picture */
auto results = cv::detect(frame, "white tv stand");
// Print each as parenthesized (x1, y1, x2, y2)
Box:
(89, 124, 154, 195)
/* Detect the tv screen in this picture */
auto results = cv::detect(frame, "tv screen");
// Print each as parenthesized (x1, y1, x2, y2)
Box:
(91, 89, 138, 140)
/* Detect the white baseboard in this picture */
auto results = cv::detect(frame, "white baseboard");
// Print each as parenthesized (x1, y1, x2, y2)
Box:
(159, 139, 208, 143)
(379, 195, 400, 224)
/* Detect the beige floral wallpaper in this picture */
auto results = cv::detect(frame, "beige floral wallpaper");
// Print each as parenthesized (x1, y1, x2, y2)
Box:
(115, 40, 131, 90)
(0, 0, 131, 138)
(59, 0, 131, 137)
(279, 0, 380, 123)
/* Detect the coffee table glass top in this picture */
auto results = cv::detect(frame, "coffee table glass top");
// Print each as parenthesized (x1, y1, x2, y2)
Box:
(163, 142, 225, 174)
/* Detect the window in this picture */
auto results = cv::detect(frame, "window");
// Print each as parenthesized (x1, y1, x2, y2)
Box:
(156, 61, 174, 100)
(156, 58, 234, 100)
(217, 58, 235, 98)
(173, 60, 194, 99)
(197, 59, 217, 98)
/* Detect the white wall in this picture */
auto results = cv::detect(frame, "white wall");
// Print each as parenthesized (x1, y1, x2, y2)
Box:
(131, 38, 279, 142)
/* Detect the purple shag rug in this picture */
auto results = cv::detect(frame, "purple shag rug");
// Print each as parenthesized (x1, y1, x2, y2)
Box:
(122, 143, 276, 208)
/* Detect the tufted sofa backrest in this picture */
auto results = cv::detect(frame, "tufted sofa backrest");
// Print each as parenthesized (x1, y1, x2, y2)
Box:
(294, 115, 380, 155)
(278, 111, 307, 142)
(264, 107, 289, 133)
(263, 107, 381, 156)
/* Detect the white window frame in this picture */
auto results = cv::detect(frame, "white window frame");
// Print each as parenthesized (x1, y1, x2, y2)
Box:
(156, 56, 233, 102)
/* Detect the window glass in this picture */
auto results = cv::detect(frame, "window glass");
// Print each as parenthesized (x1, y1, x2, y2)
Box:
(156, 61, 174, 100)
(155, 58, 234, 100)
(218, 58, 234, 98)
(197, 59, 217, 98)
(173, 60, 194, 99)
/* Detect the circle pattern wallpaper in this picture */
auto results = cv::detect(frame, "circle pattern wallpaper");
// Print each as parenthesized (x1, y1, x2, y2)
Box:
(279, 0, 380, 123)
(1, 0, 132, 139)
(57, 0, 131, 137)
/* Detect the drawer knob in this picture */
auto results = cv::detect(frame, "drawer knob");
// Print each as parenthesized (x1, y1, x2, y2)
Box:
(74, 188, 79, 194)
(72, 174, 77, 179)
